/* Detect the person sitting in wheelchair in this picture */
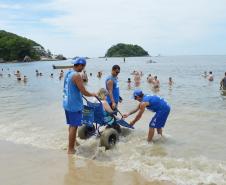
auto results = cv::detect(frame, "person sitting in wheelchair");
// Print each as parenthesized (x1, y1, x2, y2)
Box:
(96, 88, 121, 133)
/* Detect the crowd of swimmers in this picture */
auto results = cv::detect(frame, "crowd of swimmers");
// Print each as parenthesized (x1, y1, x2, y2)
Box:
(0, 67, 105, 85)
(1, 67, 225, 92)
(0, 67, 175, 91)
(2, 69, 28, 82)
(0, 68, 67, 82)
(127, 70, 173, 92)
(202, 71, 226, 90)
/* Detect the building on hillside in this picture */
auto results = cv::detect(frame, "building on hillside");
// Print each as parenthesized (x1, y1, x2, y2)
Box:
(33, 46, 47, 56)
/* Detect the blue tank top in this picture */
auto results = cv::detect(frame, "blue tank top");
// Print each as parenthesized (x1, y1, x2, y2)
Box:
(63, 70, 83, 112)
(142, 95, 169, 112)
(105, 75, 120, 104)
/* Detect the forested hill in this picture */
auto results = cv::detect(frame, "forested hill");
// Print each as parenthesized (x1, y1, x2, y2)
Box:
(105, 43, 149, 57)
(0, 30, 43, 61)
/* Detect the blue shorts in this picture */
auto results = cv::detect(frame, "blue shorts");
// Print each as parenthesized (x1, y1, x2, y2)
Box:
(149, 106, 170, 128)
(65, 110, 82, 127)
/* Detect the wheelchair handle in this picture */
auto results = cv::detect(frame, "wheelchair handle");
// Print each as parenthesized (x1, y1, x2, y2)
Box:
(82, 95, 88, 102)
(82, 95, 102, 104)
(94, 96, 102, 103)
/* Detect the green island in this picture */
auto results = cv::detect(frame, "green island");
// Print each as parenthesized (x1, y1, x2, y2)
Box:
(0, 30, 66, 62)
(105, 43, 149, 57)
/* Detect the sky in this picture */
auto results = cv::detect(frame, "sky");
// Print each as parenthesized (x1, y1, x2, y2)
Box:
(0, 0, 226, 57)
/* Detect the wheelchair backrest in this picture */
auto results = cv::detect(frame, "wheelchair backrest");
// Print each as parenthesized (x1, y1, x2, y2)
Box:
(87, 101, 105, 125)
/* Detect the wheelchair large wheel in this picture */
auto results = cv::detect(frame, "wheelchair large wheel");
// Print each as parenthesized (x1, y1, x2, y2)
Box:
(100, 128, 119, 149)
(78, 124, 95, 139)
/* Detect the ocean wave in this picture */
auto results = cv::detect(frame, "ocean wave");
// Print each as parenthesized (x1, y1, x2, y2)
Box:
(0, 123, 226, 185)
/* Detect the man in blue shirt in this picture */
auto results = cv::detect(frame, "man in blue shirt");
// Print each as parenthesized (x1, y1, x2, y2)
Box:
(105, 65, 122, 110)
(63, 57, 96, 154)
(123, 90, 170, 142)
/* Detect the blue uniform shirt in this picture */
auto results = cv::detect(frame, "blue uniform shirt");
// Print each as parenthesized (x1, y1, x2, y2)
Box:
(63, 70, 83, 112)
(142, 95, 169, 112)
(105, 75, 120, 104)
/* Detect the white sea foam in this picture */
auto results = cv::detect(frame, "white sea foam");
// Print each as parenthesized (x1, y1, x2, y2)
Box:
(76, 131, 225, 185)
(0, 123, 67, 150)
(1, 123, 226, 185)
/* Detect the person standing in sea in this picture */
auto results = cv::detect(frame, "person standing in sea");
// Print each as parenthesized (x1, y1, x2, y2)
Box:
(153, 76, 160, 88)
(208, 71, 214, 81)
(123, 90, 170, 142)
(105, 65, 122, 110)
(168, 77, 174, 86)
(63, 57, 96, 154)
(81, 70, 88, 82)
(134, 71, 141, 86)
(147, 74, 154, 83)
(220, 72, 226, 90)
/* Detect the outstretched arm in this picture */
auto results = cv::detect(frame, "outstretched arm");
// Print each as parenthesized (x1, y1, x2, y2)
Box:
(73, 73, 95, 97)
(129, 103, 147, 126)
(123, 104, 140, 118)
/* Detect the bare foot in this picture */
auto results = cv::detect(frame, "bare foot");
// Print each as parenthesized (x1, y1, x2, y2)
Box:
(75, 141, 80, 146)
(67, 149, 76, 154)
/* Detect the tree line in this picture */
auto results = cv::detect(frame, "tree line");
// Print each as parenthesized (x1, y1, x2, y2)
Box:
(105, 43, 149, 57)
(0, 30, 42, 61)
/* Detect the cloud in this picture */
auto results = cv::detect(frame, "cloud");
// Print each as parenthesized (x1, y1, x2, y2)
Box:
(0, 3, 22, 9)
(1, 0, 226, 56)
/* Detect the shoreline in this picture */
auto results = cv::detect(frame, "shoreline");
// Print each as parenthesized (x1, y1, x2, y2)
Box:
(0, 140, 174, 185)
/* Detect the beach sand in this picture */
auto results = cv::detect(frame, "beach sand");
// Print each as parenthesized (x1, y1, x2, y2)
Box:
(0, 141, 174, 185)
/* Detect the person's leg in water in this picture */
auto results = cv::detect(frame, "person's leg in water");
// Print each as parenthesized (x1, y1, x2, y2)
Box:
(68, 126, 77, 154)
(157, 128, 162, 136)
(156, 108, 170, 137)
(148, 128, 155, 142)
(66, 111, 82, 154)
(148, 107, 170, 142)
(68, 126, 80, 154)
(148, 113, 158, 142)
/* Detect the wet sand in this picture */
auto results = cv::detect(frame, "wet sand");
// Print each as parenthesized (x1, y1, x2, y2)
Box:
(0, 141, 174, 185)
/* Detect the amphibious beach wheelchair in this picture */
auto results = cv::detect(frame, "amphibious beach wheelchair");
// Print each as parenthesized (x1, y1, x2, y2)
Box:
(78, 96, 134, 149)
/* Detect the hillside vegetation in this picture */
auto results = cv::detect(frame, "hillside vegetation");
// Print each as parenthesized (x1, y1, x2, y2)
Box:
(0, 30, 42, 61)
(105, 43, 149, 57)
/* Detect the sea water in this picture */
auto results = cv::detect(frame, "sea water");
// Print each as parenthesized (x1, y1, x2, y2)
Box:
(0, 56, 226, 185)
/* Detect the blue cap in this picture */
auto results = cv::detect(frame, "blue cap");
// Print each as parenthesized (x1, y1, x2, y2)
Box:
(133, 89, 143, 98)
(71, 57, 86, 65)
